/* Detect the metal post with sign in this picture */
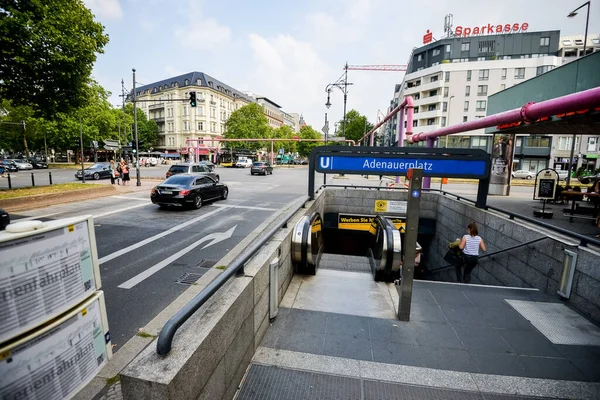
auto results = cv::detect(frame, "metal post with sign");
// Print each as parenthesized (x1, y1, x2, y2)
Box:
(397, 168, 423, 321)
(533, 168, 559, 219)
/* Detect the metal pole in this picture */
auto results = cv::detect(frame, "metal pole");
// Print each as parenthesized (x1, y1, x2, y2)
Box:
(566, 133, 577, 187)
(133, 69, 141, 186)
(342, 62, 348, 138)
(44, 132, 48, 162)
(80, 120, 86, 183)
(324, 112, 328, 185)
(583, 2, 590, 56)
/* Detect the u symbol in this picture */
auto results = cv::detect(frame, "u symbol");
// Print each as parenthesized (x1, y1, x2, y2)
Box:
(319, 157, 331, 169)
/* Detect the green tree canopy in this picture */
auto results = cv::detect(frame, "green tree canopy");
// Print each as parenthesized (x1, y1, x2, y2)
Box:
(0, 0, 109, 118)
(297, 126, 322, 157)
(335, 110, 374, 144)
(271, 125, 296, 154)
(224, 103, 271, 150)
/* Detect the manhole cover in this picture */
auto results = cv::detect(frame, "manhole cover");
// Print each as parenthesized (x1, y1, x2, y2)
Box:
(175, 272, 204, 285)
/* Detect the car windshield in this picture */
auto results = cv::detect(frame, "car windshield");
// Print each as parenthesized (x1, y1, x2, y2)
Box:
(253, 162, 264, 166)
(169, 165, 188, 173)
(163, 176, 194, 185)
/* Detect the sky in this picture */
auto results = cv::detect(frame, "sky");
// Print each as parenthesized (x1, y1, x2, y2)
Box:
(84, 0, 600, 132)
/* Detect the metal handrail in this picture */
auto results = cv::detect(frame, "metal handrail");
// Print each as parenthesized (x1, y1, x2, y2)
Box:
(426, 236, 548, 275)
(156, 196, 310, 355)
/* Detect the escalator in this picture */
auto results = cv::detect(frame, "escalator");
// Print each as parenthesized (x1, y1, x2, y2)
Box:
(292, 212, 416, 282)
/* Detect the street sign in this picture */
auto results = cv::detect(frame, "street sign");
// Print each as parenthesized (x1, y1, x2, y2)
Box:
(316, 155, 488, 178)
(374, 200, 407, 214)
(279, 148, 284, 154)
(321, 122, 329, 135)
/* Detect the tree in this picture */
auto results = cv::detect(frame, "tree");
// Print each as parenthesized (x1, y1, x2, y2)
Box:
(0, 0, 109, 118)
(122, 104, 159, 151)
(297, 126, 323, 157)
(224, 103, 271, 150)
(335, 110, 374, 144)
(271, 125, 296, 154)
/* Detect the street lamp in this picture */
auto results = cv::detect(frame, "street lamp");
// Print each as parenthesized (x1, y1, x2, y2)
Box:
(325, 62, 353, 140)
(565, 1, 590, 187)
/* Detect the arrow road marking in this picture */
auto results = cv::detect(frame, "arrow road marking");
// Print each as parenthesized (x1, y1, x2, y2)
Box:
(118, 225, 237, 289)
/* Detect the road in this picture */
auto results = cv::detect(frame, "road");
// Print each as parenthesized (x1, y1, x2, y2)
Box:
(9, 167, 323, 349)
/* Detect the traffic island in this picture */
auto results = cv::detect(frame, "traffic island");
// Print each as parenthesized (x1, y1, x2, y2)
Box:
(0, 183, 117, 212)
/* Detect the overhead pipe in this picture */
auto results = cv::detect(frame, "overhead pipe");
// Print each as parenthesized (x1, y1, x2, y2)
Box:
(359, 96, 414, 146)
(407, 86, 600, 144)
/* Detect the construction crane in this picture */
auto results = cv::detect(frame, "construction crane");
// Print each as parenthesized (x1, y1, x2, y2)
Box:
(344, 64, 407, 72)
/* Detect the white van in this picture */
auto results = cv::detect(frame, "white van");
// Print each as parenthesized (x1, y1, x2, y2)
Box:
(235, 157, 253, 168)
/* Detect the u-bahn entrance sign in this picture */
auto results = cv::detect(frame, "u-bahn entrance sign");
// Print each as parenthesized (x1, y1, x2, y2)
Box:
(309, 146, 492, 208)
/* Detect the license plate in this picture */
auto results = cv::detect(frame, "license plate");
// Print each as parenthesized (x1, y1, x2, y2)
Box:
(161, 190, 173, 195)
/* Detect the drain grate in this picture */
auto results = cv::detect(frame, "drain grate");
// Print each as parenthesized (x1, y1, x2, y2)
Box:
(196, 259, 217, 269)
(175, 272, 204, 285)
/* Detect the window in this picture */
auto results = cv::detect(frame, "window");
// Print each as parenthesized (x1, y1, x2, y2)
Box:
(428, 104, 437, 111)
(198, 122, 204, 130)
(445, 71, 450, 82)
(183, 106, 188, 116)
(417, 54, 423, 61)
(536, 66, 552, 76)
(478, 40, 495, 53)
(479, 69, 489, 80)
(465, 86, 470, 96)
(446, 44, 451, 53)
(427, 118, 436, 126)
(432, 48, 441, 56)
(575, 39, 583, 45)
(461, 42, 470, 51)
(558, 136, 572, 150)
(210, 108, 216, 118)
(183, 121, 188, 130)
(501, 84, 506, 90)
(540, 37, 550, 46)
(211, 122, 216, 132)
(441, 116, 447, 127)
(593, 38, 600, 45)
(476, 100, 487, 111)
(464, 101, 469, 111)
(466, 70, 471, 81)
(429, 90, 438, 97)
(588, 137, 598, 152)
(477, 57, 486, 61)
(477, 85, 488, 96)
(463, 116, 468, 122)
(501, 68, 507, 80)
(443, 87, 449, 97)
(514, 68, 525, 79)
(197, 107, 205, 116)
(430, 75, 439, 82)
(413, 120, 418, 127)
(562, 40, 571, 46)
(442, 102, 448, 112)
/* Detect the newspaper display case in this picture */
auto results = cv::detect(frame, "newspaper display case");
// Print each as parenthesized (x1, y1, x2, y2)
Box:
(0, 291, 112, 400)
(0, 216, 102, 343)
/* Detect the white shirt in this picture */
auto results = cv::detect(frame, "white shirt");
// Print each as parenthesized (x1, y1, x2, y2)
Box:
(463, 235, 481, 256)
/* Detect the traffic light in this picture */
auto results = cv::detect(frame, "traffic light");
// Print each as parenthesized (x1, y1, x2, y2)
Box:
(189, 91, 197, 107)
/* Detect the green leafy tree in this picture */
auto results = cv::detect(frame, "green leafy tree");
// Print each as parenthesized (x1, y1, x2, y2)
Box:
(224, 103, 270, 150)
(122, 104, 159, 151)
(0, 0, 109, 118)
(297, 126, 323, 157)
(335, 110, 374, 144)
(271, 125, 296, 154)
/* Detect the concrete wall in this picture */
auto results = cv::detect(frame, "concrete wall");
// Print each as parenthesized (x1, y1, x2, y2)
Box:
(428, 195, 600, 324)
(120, 193, 325, 400)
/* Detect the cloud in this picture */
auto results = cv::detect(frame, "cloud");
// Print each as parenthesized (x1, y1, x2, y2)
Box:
(84, 0, 122, 19)
(175, 19, 232, 50)
(165, 64, 184, 77)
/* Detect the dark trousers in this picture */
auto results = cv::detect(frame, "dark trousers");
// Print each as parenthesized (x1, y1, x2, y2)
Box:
(455, 254, 478, 283)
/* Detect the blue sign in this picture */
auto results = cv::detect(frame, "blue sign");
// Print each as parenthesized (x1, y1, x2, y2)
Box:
(316, 155, 488, 178)
(412, 190, 420, 198)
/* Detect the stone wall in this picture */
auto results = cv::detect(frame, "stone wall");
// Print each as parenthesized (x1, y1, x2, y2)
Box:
(120, 193, 325, 400)
(428, 195, 600, 324)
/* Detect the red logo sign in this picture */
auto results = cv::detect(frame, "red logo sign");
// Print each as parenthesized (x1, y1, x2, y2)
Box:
(423, 30, 433, 44)
(455, 22, 528, 37)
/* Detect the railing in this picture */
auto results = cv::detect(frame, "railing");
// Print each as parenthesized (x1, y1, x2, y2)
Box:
(156, 196, 310, 355)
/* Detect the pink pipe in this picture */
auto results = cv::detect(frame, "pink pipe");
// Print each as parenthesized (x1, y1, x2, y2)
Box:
(359, 96, 414, 143)
(395, 106, 406, 184)
(408, 86, 600, 143)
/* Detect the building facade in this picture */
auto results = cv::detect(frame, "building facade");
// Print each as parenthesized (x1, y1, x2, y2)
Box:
(381, 30, 600, 173)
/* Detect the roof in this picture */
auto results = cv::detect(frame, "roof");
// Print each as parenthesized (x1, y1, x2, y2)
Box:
(256, 97, 282, 109)
(132, 72, 254, 103)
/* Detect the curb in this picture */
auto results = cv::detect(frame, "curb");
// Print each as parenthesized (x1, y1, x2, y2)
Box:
(0, 186, 117, 213)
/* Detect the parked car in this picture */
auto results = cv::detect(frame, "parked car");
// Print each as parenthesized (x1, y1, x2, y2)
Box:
(511, 170, 534, 179)
(31, 158, 48, 169)
(557, 170, 569, 181)
(0, 208, 9, 230)
(251, 161, 273, 175)
(165, 163, 219, 181)
(8, 159, 33, 170)
(1, 160, 19, 172)
(198, 161, 216, 172)
(151, 174, 228, 209)
(235, 158, 253, 168)
(75, 163, 112, 180)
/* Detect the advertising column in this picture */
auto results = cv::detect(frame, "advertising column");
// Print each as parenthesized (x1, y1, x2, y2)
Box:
(489, 133, 516, 196)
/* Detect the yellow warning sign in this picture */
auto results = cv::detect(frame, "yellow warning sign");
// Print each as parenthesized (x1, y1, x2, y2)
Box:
(338, 214, 406, 233)
(68, 224, 75, 232)
(375, 200, 388, 212)
(81, 308, 87, 316)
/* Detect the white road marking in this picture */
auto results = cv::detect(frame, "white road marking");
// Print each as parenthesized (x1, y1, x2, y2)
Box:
(213, 204, 277, 211)
(118, 225, 237, 289)
(93, 203, 150, 218)
(112, 195, 152, 202)
(98, 206, 226, 264)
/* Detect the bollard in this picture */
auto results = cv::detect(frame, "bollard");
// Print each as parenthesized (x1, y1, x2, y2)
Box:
(31, 172, 35, 187)
(49, 171, 53, 185)
(7, 173, 11, 189)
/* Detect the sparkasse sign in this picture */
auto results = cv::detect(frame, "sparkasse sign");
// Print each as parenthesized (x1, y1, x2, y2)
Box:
(455, 22, 529, 37)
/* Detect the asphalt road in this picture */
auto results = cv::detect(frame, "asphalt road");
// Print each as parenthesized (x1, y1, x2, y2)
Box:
(9, 167, 323, 349)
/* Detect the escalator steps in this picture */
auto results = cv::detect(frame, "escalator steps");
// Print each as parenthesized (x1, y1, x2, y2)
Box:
(319, 253, 371, 273)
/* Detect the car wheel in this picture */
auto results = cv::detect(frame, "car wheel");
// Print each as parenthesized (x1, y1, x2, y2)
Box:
(93, 172, 100, 180)
(221, 188, 228, 200)
(193, 194, 203, 209)
(251, 172, 254, 175)
(526, 175, 532, 180)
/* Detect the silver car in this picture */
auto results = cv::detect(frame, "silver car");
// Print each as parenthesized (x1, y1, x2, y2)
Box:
(511, 169, 534, 179)
(9, 159, 33, 170)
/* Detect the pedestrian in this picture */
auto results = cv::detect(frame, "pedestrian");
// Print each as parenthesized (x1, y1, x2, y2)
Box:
(109, 160, 117, 185)
(121, 160, 130, 186)
(456, 222, 486, 283)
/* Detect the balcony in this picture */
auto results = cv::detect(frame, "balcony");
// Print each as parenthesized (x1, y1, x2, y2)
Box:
(210, 101, 217, 105)
(417, 79, 444, 93)
(416, 109, 441, 121)
(148, 103, 164, 110)
(151, 116, 165, 123)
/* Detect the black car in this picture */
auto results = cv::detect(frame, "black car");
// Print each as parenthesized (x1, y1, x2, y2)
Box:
(151, 174, 228, 209)
(0, 208, 9, 230)
(251, 161, 273, 175)
(1, 160, 19, 172)
(75, 163, 112, 180)
(31, 159, 48, 169)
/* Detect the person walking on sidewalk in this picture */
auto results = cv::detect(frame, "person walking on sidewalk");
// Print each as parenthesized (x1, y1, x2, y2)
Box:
(121, 159, 130, 186)
(456, 222, 486, 283)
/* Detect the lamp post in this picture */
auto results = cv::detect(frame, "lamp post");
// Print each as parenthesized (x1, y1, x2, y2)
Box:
(566, 1, 590, 187)
(132, 69, 141, 186)
(325, 62, 353, 140)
